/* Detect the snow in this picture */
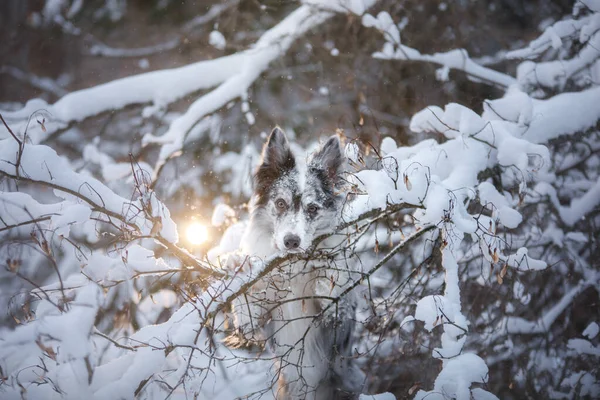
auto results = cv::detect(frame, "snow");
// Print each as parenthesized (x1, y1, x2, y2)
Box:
(137, 289, 178, 326)
(125, 244, 172, 275)
(345, 142, 360, 163)
(2, 0, 377, 178)
(567, 338, 600, 356)
(94, 348, 167, 399)
(506, 247, 547, 271)
(138, 58, 150, 69)
(359, 393, 396, 400)
(511, 16, 600, 91)
(0, 191, 83, 238)
(505, 280, 595, 334)
(1, 65, 68, 97)
(380, 136, 397, 154)
(0, 284, 101, 385)
(558, 176, 600, 226)
(369, 31, 517, 88)
(513, 86, 600, 144)
(513, 281, 531, 305)
(209, 30, 227, 50)
(51, 203, 92, 237)
(436, 65, 450, 81)
(1, 54, 244, 143)
(212, 203, 237, 226)
(415, 353, 497, 400)
(90, 37, 181, 57)
(354, 25, 585, 394)
(212, 144, 259, 199)
(245, 111, 256, 125)
(304, 0, 376, 15)
(43, 0, 66, 20)
(362, 11, 401, 44)
(534, 179, 600, 228)
(0, 139, 179, 244)
(507, 15, 593, 59)
(478, 181, 523, 229)
(583, 322, 599, 339)
(143, 1, 358, 179)
(414, 295, 454, 332)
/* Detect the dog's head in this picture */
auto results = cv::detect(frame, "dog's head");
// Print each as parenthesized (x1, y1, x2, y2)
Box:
(252, 127, 346, 254)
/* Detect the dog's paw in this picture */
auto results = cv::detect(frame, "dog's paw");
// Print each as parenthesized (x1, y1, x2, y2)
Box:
(220, 251, 249, 272)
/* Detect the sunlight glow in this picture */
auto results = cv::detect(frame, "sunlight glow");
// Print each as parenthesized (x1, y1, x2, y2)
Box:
(185, 222, 209, 245)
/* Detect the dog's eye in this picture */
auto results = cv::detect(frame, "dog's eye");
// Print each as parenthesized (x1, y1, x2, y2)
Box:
(306, 204, 319, 215)
(275, 199, 287, 210)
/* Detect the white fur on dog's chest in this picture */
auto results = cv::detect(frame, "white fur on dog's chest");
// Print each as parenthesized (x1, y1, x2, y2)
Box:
(270, 265, 329, 394)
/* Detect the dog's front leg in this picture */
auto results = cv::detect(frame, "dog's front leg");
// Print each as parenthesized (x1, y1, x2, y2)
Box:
(222, 253, 267, 343)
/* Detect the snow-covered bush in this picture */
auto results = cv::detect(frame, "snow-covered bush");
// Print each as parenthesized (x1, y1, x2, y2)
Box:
(357, 2, 600, 398)
(0, 0, 598, 399)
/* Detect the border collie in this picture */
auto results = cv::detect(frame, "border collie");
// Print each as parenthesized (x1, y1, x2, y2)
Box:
(234, 127, 363, 399)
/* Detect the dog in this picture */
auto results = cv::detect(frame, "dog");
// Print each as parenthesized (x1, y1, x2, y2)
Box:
(233, 127, 363, 399)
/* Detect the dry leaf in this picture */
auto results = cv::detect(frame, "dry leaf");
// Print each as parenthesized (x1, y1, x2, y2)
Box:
(41, 239, 51, 255)
(22, 302, 32, 322)
(329, 275, 335, 295)
(497, 273, 503, 285)
(408, 383, 421, 395)
(518, 193, 525, 207)
(500, 262, 508, 279)
(492, 248, 500, 263)
(7, 258, 20, 273)
(36, 339, 57, 360)
(359, 115, 364, 126)
(37, 118, 46, 132)
(403, 174, 412, 191)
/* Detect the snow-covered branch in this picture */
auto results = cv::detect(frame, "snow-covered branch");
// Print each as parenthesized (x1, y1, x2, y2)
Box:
(362, 11, 516, 89)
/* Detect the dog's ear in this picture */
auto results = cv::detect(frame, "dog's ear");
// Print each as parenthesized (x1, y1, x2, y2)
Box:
(254, 127, 296, 200)
(311, 135, 344, 182)
(261, 127, 294, 170)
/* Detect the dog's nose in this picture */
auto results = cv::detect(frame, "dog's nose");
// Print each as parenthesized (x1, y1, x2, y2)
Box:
(283, 234, 301, 250)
